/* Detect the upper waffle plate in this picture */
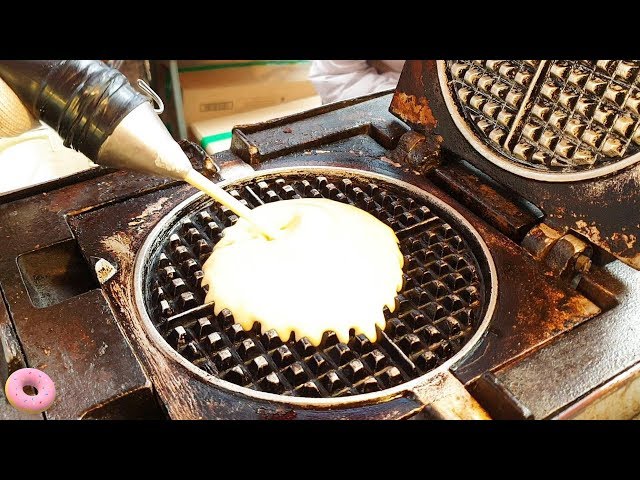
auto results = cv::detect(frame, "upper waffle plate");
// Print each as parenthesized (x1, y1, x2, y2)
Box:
(439, 60, 640, 181)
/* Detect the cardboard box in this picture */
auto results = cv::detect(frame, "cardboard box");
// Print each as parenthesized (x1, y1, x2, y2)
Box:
(176, 60, 254, 69)
(190, 95, 322, 154)
(180, 62, 316, 125)
(151, 61, 317, 140)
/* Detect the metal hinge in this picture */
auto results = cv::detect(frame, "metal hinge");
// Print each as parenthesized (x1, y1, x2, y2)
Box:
(521, 223, 592, 284)
(388, 131, 443, 175)
(521, 223, 618, 310)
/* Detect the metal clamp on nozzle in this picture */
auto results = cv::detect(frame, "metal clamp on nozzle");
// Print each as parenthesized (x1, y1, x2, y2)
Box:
(136, 79, 164, 114)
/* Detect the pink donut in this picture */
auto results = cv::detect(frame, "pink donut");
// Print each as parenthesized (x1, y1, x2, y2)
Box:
(4, 368, 56, 414)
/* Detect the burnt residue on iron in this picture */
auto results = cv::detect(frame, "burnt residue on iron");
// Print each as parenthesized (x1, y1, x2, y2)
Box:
(231, 93, 408, 166)
(256, 395, 424, 420)
(0, 170, 176, 259)
(566, 170, 640, 268)
(0, 88, 622, 418)
(490, 259, 640, 419)
(15, 289, 158, 420)
(390, 60, 640, 270)
(389, 92, 438, 130)
(449, 202, 600, 384)
(576, 265, 622, 311)
(429, 157, 544, 241)
(142, 172, 491, 399)
(388, 130, 444, 175)
(390, 61, 440, 133)
(177, 139, 221, 180)
(388, 61, 438, 131)
(444, 60, 639, 176)
(61, 155, 600, 417)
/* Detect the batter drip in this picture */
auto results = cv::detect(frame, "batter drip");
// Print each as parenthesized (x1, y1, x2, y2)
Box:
(202, 198, 404, 345)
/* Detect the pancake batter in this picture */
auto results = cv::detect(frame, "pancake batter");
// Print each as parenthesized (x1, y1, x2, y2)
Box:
(202, 198, 404, 345)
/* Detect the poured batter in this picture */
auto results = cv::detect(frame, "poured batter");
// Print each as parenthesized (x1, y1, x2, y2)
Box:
(202, 198, 404, 345)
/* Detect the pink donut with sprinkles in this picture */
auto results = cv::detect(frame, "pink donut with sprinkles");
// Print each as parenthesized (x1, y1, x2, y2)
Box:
(5, 368, 56, 414)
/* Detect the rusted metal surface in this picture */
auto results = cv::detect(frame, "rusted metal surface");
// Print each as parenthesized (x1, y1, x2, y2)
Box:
(390, 60, 640, 270)
(0, 166, 115, 205)
(491, 260, 640, 418)
(0, 91, 632, 419)
(0, 286, 41, 420)
(441, 61, 640, 176)
(524, 223, 596, 284)
(389, 92, 438, 130)
(45, 149, 600, 418)
(429, 158, 543, 241)
(391, 61, 438, 133)
(451, 211, 601, 384)
(0, 170, 176, 259)
(178, 139, 221, 180)
(0, 170, 178, 419)
(232, 92, 408, 166)
(251, 396, 424, 420)
(9, 289, 156, 419)
(576, 266, 619, 310)
(142, 170, 493, 401)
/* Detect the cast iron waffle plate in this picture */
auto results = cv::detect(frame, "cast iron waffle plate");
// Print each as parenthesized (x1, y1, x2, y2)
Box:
(139, 170, 494, 398)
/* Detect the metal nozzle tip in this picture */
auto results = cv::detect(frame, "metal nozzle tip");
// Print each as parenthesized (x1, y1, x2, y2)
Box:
(97, 103, 192, 180)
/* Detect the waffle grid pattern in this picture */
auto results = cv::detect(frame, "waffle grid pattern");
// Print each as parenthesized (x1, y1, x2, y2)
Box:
(145, 174, 487, 397)
(446, 60, 640, 172)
